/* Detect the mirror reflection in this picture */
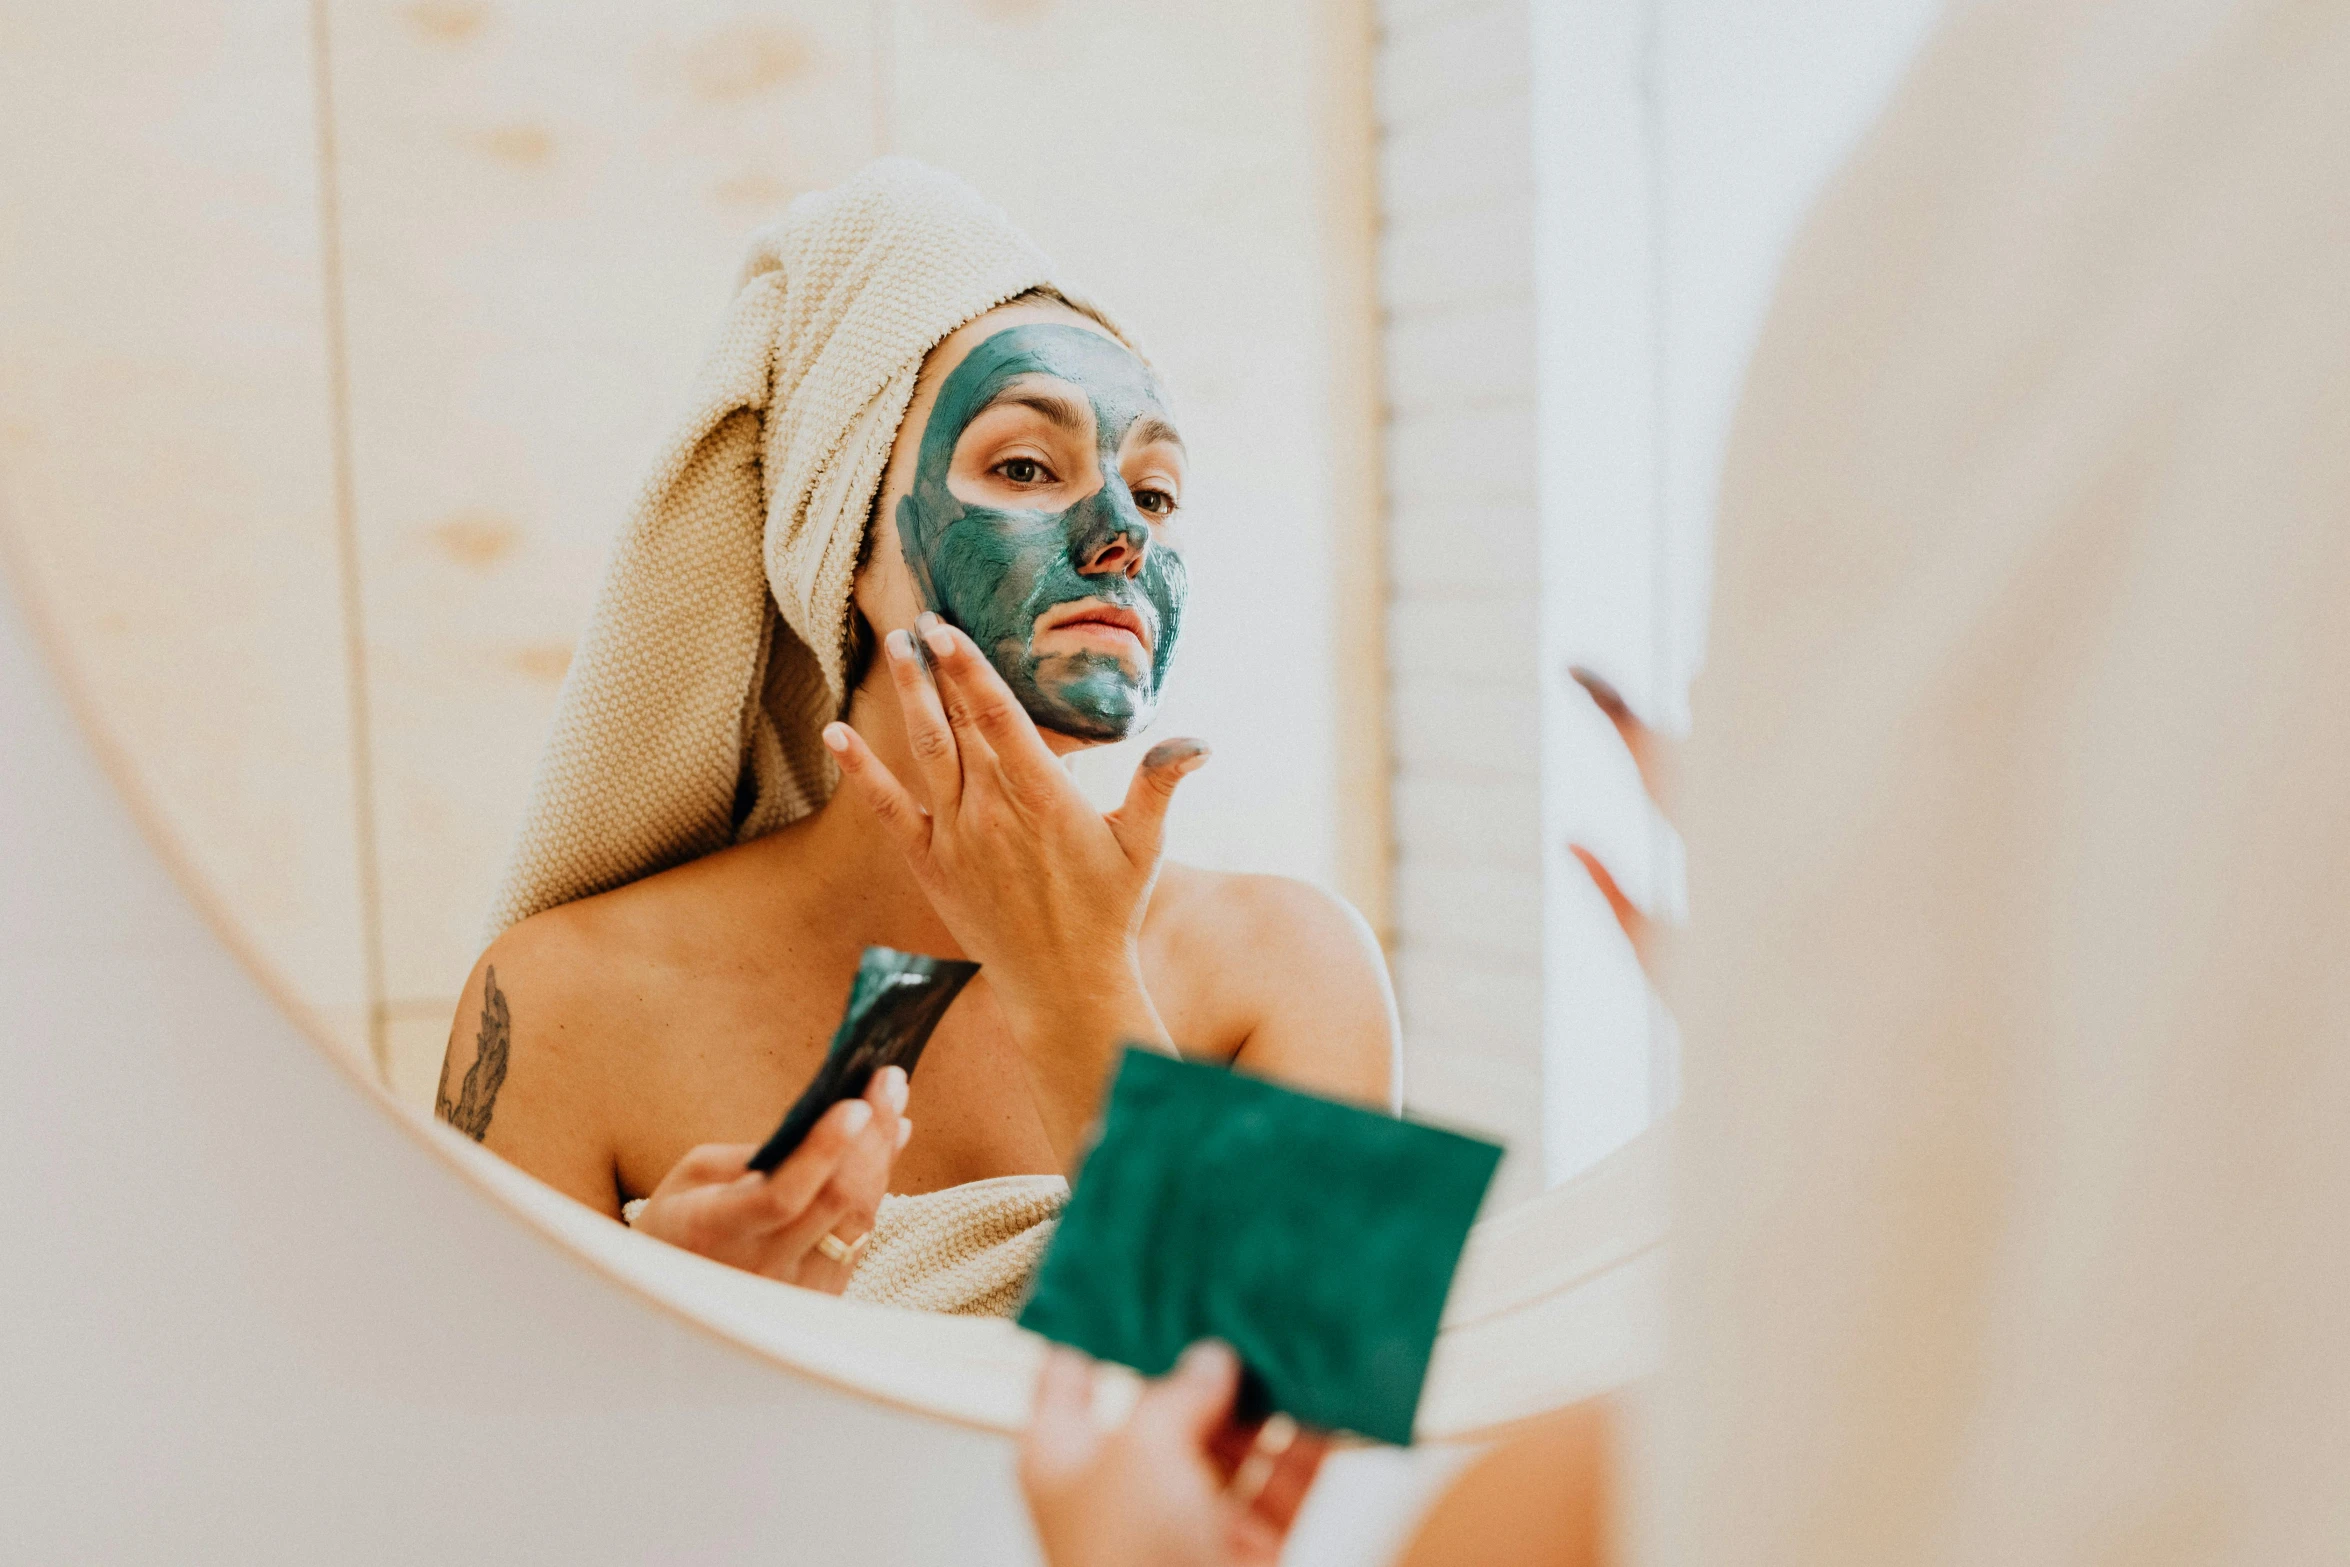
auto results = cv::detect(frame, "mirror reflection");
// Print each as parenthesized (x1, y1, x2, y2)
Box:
(0, 0, 1942, 1346)
(438, 164, 1397, 1313)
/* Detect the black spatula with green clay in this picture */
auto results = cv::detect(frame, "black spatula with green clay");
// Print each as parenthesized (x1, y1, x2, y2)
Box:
(1017, 1048, 1503, 1446)
(748, 946, 978, 1174)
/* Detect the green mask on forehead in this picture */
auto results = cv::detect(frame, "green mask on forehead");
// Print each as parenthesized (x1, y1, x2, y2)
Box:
(893, 323, 1188, 742)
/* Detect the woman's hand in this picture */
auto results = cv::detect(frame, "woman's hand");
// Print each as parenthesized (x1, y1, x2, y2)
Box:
(1021, 1343, 1329, 1567)
(628, 1066, 911, 1292)
(1567, 668, 1676, 977)
(824, 614, 1209, 1164)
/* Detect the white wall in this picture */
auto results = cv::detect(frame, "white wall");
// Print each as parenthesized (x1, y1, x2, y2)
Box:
(1375, 0, 1942, 1191)
(1375, 0, 1549, 1203)
(1532, 0, 1945, 1184)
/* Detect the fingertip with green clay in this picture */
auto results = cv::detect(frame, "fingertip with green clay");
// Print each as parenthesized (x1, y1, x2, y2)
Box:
(1143, 737, 1210, 772)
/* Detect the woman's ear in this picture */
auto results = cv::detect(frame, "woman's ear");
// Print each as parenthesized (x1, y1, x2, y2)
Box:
(839, 603, 877, 696)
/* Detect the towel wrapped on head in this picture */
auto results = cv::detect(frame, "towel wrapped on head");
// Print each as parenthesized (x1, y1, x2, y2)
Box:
(487, 157, 1133, 938)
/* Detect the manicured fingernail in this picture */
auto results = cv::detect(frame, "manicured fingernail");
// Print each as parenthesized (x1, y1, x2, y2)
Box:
(1179, 1339, 1234, 1377)
(916, 610, 940, 635)
(821, 722, 849, 754)
(1144, 737, 1209, 770)
(840, 1100, 872, 1136)
(879, 1065, 910, 1111)
(886, 628, 914, 662)
(896, 1117, 914, 1148)
(1254, 1413, 1300, 1456)
(924, 623, 955, 658)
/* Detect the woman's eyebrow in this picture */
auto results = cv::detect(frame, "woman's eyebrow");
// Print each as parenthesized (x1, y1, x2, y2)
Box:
(1127, 414, 1186, 454)
(984, 386, 1090, 435)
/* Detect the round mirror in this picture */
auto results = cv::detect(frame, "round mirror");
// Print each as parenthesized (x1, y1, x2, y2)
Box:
(0, 0, 1670, 1443)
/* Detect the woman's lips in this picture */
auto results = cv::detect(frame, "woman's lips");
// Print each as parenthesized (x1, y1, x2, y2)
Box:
(1035, 600, 1151, 660)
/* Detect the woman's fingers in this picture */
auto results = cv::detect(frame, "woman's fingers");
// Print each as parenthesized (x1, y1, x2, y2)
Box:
(868, 1062, 912, 1149)
(1137, 1339, 1242, 1451)
(637, 1097, 907, 1286)
(868, 1062, 910, 1115)
(772, 1072, 907, 1286)
(765, 1165, 862, 1273)
(883, 624, 965, 815)
(921, 617, 1068, 796)
(660, 1142, 757, 1192)
(913, 617, 1002, 778)
(825, 1074, 903, 1221)
(1245, 1430, 1329, 1534)
(1571, 666, 1672, 807)
(1569, 843, 1652, 964)
(1106, 737, 1210, 867)
(825, 721, 932, 865)
(1021, 1348, 1105, 1488)
(755, 1096, 872, 1218)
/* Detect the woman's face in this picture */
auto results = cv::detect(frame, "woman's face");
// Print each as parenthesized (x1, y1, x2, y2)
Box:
(862, 301, 1188, 746)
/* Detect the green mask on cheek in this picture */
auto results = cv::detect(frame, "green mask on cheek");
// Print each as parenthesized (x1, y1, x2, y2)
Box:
(892, 323, 1187, 742)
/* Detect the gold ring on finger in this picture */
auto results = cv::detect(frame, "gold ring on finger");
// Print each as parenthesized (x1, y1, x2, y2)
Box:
(816, 1228, 871, 1266)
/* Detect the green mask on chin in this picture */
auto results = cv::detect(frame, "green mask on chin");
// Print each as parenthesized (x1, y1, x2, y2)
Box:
(892, 323, 1187, 743)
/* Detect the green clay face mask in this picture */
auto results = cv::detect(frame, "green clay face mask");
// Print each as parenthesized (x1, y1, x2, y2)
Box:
(894, 322, 1188, 742)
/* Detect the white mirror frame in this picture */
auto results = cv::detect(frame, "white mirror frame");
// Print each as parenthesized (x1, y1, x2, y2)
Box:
(4, 501, 1663, 1441)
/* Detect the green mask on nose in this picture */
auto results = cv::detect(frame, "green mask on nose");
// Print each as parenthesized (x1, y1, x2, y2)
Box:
(893, 323, 1187, 742)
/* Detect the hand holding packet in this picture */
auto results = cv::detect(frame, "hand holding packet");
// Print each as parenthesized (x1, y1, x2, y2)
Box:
(1017, 1049, 1503, 1445)
(748, 946, 979, 1174)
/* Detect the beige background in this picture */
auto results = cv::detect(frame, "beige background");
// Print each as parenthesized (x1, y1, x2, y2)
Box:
(1652, 2, 2350, 1560)
(0, 1, 1388, 1114)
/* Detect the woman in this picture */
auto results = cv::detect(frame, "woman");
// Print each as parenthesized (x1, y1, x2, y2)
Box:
(435, 160, 1397, 1311)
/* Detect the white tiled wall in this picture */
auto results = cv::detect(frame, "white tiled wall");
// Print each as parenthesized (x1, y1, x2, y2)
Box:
(1377, 0, 1946, 1196)
(1374, 0, 1547, 1201)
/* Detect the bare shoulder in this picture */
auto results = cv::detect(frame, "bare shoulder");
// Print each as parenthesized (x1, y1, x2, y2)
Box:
(457, 838, 772, 1047)
(439, 903, 613, 1133)
(434, 868, 710, 1206)
(460, 897, 628, 1043)
(1148, 864, 1399, 1110)
(1150, 864, 1381, 970)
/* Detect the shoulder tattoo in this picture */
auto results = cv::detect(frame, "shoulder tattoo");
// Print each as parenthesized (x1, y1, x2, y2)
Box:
(437, 966, 512, 1142)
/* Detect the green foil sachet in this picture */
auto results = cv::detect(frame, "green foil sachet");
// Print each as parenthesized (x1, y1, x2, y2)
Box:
(1017, 1048, 1503, 1446)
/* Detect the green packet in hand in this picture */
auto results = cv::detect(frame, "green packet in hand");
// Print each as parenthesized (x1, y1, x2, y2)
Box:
(748, 946, 978, 1174)
(1017, 1049, 1503, 1446)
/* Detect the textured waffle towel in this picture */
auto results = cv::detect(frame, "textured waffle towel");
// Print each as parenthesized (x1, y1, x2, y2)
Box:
(843, 1174, 1069, 1317)
(618, 1175, 1063, 1317)
(486, 158, 1121, 937)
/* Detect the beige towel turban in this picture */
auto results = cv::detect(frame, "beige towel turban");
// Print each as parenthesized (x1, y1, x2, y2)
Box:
(486, 158, 1125, 938)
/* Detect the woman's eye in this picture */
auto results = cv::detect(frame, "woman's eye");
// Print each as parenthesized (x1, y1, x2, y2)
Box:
(997, 457, 1050, 485)
(1134, 487, 1178, 517)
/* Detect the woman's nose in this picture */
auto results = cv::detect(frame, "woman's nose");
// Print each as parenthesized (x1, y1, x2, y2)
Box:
(1069, 484, 1151, 579)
